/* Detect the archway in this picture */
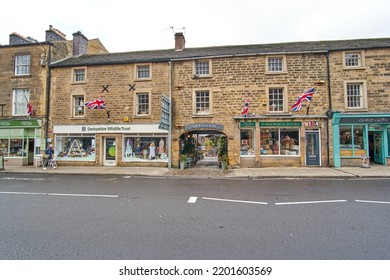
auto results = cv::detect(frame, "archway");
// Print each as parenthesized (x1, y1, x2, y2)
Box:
(179, 130, 227, 168)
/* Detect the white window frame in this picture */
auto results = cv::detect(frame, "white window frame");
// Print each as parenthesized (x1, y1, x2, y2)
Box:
(343, 51, 365, 69)
(265, 55, 287, 74)
(344, 80, 367, 110)
(193, 90, 212, 115)
(135, 64, 151, 80)
(71, 94, 85, 118)
(193, 60, 212, 77)
(15, 55, 31, 76)
(266, 85, 288, 113)
(135, 92, 151, 116)
(12, 89, 30, 116)
(72, 68, 87, 83)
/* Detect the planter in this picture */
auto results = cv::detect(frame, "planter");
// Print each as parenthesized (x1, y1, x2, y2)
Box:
(180, 161, 185, 170)
(221, 161, 228, 171)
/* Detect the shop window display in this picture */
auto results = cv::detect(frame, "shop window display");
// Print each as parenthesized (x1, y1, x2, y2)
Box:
(260, 128, 300, 155)
(124, 137, 168, 161)
(240, 130, 254, 156)
(55, 136, 95, 161)
(340, 125, 366, 157)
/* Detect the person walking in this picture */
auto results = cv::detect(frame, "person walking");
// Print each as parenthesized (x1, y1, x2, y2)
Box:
(43, 144, 55, 169)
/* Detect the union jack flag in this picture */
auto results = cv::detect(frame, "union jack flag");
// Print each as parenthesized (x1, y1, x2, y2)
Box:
(85, 98, 106, 109)
(241, 98, 251, 117)
(291, 87, 315, 112)
(25, 96, 34, 115)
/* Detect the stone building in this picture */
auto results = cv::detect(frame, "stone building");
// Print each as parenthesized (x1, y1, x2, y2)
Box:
(44, 32, 390, 168)
(0, 25, 108, 166)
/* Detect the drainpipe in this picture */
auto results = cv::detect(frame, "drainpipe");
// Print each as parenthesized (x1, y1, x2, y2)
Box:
(168, 61, 172, 169)
(44, 44, 52, 148)
(326, 51, 332, 167)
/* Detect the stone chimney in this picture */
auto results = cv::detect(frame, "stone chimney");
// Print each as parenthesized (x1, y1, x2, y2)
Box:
(45, 25, 66, 41)
(174, 32, 185, 51)
(9, 32, 32, 45)
(72, 31, 88, 56)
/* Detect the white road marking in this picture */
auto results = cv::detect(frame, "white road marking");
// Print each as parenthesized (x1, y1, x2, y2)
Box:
(275, 199, 347, 206)
(355, 200, 390, 205)
(187, 196, 198, 203)
(202, 197, 268, 205)
(0, 191, 118, 198)
(2, 177, 45, 181)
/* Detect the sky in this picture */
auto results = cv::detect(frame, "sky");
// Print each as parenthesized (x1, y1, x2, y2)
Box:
(2, 0, 390, 53)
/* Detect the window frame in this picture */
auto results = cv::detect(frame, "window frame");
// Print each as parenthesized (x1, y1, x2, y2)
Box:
(72, 67, 87, 83)
(71, 94, 85, 118)
(193, 60, 212, 77)
(12, 89, 30, 116)
(14, 54, 31, 76)
(135, 91, 151, 116)
(135, 64, 152, 80)
(344, 80, 367, 110)
(193, 90, 212, 116)
(343, 51, 365, 69)
(266, 85, 288, 114)
(265, 55, 287, 74)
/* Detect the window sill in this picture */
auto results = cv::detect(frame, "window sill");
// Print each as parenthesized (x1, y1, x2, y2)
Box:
(134, 115, 151, 119)
(134, 78, 152, 82)
(265, 112, 292, 116)
(343, 66, 366, 70)
(192, 114, 213, 118)
(12, 75, 31, 79)
(265, 71, 287, 75)
(70, 117, 86, 120)
(71, 81, 87, 85)
(193, 75, 213, 79)
(344, 108, 368, 112)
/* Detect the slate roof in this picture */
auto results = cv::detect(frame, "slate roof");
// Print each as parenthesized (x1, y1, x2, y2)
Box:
(51, 37, 390, 68)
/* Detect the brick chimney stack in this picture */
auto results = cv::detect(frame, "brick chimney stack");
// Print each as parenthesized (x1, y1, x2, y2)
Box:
(175, 32, 185, 51)
(72, 31, 88, 56)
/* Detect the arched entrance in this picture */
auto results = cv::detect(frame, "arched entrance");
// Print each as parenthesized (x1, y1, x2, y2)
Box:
(179, 130, 227, 168)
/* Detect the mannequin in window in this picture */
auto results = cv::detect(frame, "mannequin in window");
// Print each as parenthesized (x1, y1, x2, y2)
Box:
(149, 142, 156, 160)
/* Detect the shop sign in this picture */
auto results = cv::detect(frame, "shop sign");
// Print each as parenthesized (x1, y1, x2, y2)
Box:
(339, 116, 390, 124)
(0, 119, 40, 127)
(240, 121, 255, 127)
(259, 122, 302, 127)
(54, 124, 167, 134)
(184, 123, 224, 131)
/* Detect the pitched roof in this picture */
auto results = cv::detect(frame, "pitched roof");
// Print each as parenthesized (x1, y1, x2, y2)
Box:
(51, 37, 390, 68)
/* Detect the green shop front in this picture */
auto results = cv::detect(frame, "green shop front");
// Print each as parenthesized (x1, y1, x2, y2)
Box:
(332, 113, 390, 167)
(239, 118, 326, 168)
(0, 119, 42, 166)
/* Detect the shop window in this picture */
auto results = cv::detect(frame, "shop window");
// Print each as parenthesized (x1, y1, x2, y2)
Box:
(54, 136, 95, 161)
(240, 130, 254, 156)
(0, 139, 9, 157)
(340, 125, 366, 157)
(123, 137, 168, 161)
(260, 128, 300, 156)
(388, 129, 390, 157)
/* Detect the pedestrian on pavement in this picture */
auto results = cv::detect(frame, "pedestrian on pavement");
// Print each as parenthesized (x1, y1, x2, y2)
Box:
(43, 144, 55, 170)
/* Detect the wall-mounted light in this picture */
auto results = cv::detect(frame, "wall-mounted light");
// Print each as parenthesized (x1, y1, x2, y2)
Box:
(107, 110, 111, 122)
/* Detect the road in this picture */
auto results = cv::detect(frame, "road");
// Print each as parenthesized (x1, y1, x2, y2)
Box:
(0, 173, 389, 260)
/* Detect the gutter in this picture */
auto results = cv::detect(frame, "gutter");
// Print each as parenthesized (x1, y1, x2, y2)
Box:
(326, 51, 332, 167)
(45, 44, 52, 147)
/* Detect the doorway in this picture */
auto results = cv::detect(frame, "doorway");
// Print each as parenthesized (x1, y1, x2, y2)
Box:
(104, 137, 116, 166)
(305, 130, 320, 166)
(368, 131, 384, 164)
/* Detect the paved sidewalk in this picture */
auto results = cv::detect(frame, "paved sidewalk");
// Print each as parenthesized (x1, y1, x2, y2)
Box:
(1, 164, 390, 178)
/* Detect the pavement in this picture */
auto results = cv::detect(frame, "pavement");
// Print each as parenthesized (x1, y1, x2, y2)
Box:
(1, 163, 390, 178)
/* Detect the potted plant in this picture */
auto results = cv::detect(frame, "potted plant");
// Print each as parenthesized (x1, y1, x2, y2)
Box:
(220, 154, 229, 171)
(179, 154, 187, 170)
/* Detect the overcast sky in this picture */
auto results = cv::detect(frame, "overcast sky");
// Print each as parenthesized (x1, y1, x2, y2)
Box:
(2, 0, 390, 52)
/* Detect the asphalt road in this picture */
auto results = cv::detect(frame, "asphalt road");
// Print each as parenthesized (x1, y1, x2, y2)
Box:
(0, 173, 389, 260)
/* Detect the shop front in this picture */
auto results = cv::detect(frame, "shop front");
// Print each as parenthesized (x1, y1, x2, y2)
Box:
(53, 124, 169, 167)
(332, 113, 390, 167)
(0, 119, 42, 166)
(238, 118, 327, 168)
